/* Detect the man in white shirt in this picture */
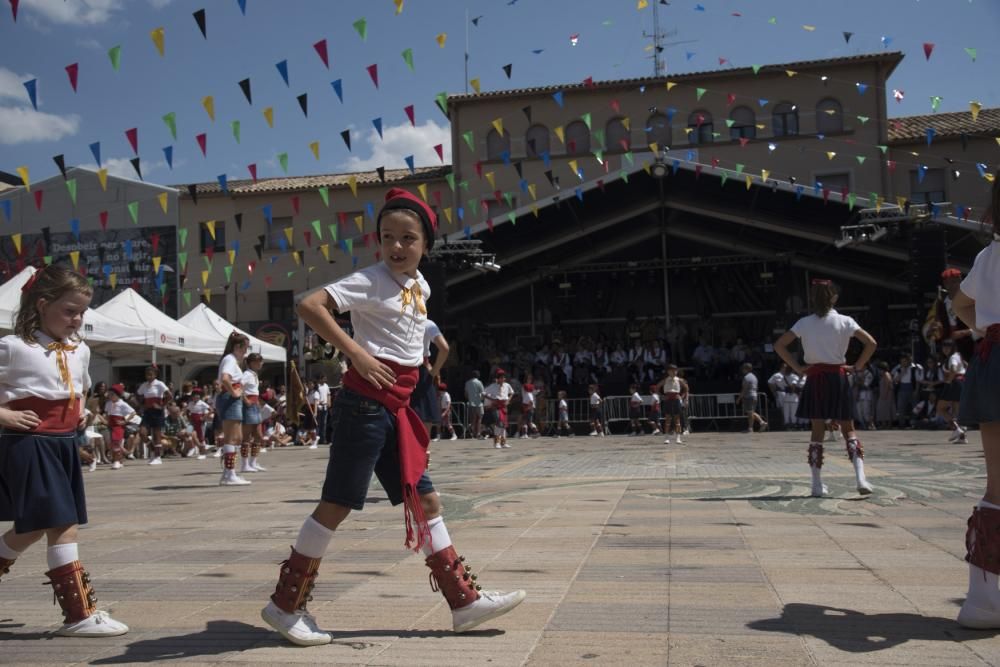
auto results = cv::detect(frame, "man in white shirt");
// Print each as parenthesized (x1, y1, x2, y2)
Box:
(768, 366, 789, 429)
(740, 363, 768, 433)
(464, 371, 485, 439)
(316, 376, 331, 444)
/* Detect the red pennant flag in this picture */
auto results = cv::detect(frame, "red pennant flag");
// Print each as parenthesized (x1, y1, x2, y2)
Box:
(248, 261, 256, 275)
(9, 0, 18, 22)
(474, 161, 483, 178)
(196, 133, 207, 156)
(923, 42, 935, 60)
(738, 137, 749, 147)
(33, 189, 43, 211)
(583, 76, 594, 87)
(822, 188, 830, 203)
(151, 232, 160, 255)
(486, 218, 494, 232)
(433, 190, 442, 207)
(711, 157, 720, 168)
(718, 57, 728, 65)
(65, 63, 79, 92)
(125, 127, 138, 154)
(366, 63, 379, 88)
(433, 144, 444, 161)
(404, 104, 415, 126)
(290, 195, 300, 215)
(887, 160, 896, 174)
(131, 280, 140, 292)
(303, 230, 312, 247)
(314, 39, 330, 68)
(726, 93, 736, 106)
(337, 211, 348, 227)
(99, 211, 109, 231)
(205, 247, 215, 261)
(610, 99, 620, 113)
(247, 163, 258, 182)
(264, 275, 273, 288)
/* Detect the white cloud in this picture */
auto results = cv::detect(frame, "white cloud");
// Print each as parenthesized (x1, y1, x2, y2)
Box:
(76, 37, 103, 50)
(0, 106, 80, 144)
(23, 0, 124, 25)
(77, 156, 170, 180)
(0, 67, 33, 105)
(148, 0, 174, 8)
(339, 120, 451, 172)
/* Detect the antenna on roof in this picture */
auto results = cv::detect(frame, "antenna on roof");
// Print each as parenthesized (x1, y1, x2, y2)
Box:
(642, 1, 697, 77)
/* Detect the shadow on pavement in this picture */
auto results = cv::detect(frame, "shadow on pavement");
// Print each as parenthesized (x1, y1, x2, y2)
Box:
(90, 620, 272, 664)
(747, 603, 999, 652)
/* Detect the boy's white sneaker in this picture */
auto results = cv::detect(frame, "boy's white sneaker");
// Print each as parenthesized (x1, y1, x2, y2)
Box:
(452, 590, 527, 633)
(88, 460, 97, 472)
(261, 601, 332, 646)
(111, 461, 122, 470)
(55, 610, 129, 637)
(589, 430, 598, 436)
(148, 457, 162, 466)
(449, 434, 458, 441)
(220, 470, 252, 486)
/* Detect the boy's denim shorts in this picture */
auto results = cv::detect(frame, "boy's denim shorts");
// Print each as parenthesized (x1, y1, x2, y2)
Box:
(321, 389, 435, 510)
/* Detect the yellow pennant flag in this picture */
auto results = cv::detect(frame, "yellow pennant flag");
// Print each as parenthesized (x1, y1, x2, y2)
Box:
(554, 126, 565, 144)
(417, 183, 428, 201)
(987, 173, 997, 184)
(875, 195, 884, 212)
(283, 227, 294, 245)
(666, 81, 678, 91)
(263, 107, 274, 128)
(309, 141, 320, 160)
(970, 101, 982, 122)
(443, 207, 452, 224)
(157, 192, 168, 213)
(528, 183, 537, 200)
(896, 196, 907, 209)
(622, 117, 630, 131)
(201, 270, 209, 286)
(642, 163, 651, 176)
(202, 96, 215, 121)
(203, 288, 211, 303)
(802, 25, 816, 31)
(292, 252, 302, 266)
(110, 273, 117, 290)
(435, 33, 447, 48)
(394, 0, 404, 14)
(228, 249, 236, 265)
(761, 169, 770, 181)
(97, 168, 108, 191)
(348, 175, 358, 197)
(152, 256, 161, 274)
(648, 142, 659, 155)
(470, 78, 481, 94)
(995, 137, 1000, 148)
(320, 243, 330, 260)
(745, 175, 752, 190)
(69, 251, 80, 270)
(826, 151, 836, 160)
(485, 171, 496, 189)
(206, 220, 216, 240)
(16, 166, 29, 191)
(785, 70, 798, 77)
(568, 159, 579, 175)
(354, 215, 364, 233)
(755, 123, 765, 130)
(150, 27, 165, 57)
(683, 127, 693, 136)
(637, 0, 648, 8)
(531, 204, 539, 218)
(12, 233, 22, 254)
(491, 118, 503, 136)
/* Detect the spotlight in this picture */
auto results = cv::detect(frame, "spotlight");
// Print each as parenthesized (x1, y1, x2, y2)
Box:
(651, 159, 668, 179)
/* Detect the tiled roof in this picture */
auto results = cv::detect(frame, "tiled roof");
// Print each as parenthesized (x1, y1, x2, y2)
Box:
(175, 165, 452, 198)
(447, 52, 904, 104)
(888, 107, 1000, 143)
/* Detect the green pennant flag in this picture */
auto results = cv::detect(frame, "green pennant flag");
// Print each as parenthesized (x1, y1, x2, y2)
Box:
(725, 119, 735, 128)
(856, 156, 866, 164)
(620, 170, 629, 183)
(847, 193, 857, 210)
(178, 228, 188, 247)
(203, 255, 212, 270)
(466, 198, 477, 214)
(877, 145, 888, 154)
(66, 178, 77, 204)
(108, 45, 122, 71)
(311, 219, 322, 239)
(127, 201, 139, 224)
(224, 265, 232, 283)
(162, 112, 177, 140)
(507, 212, 517, 225)
(459, 180, 469, 191)
(158, 283, 166, 296)
(353, 17, 368, 40)
(964, 47, 977, 62)
(751, 64, 761, 75)
(183, 291, 191, 307)
(178, 251, 188, 270)
(278, 152, 289, 173)
(435, 91, 448, 116)
(592, 128, 604, 148)
(231, 120, 241, 143)
(462, 130, 475, 152)
(593, 150, 604, 164)
(768, 16, 777, 24)
(735, 163, 745, 174)
(401, 48, 414, 71)
(712, 132, 721, 139)
(856, 115, 869, 124)
(445, 172, 456, 191)
(623, 151, 634, 165)
(344, 238, 354, 255)
(287, 271, 295, 279)
(328, 224, 338, 242)
(503, 192, 513, 207)
(44, 255, 53, 265)
(581, 112, 592, 130)
(721, 171, 729, 187)
(696, 87, 707, 101)
(318, 187, 330, 206)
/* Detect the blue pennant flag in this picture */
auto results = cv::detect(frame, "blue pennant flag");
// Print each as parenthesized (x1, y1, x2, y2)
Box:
(331, 79, 343, 103)
(457, 206, 465, 221)
(217, 174, 228, 194)
(1, 200, 10, 222)
(275, 60, 289, 86)
(89, 142, 102, 167)
(552, 90, 564, 108)
(163, 145, 173, 169)
(70, 219, 80, 240)
(404, 155, 415, 175)
(365, 201, 375, 220)
(236, 0, 246, 15)
(23, 79, 37, 111)
(262, 204, 272, 225)
(372, 117, 383, 138)
(124, 239, 133, 260)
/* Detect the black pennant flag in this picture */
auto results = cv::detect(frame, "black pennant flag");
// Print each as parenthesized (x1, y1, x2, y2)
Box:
(544, 169, 555, 187)
(238, 78, 252, 105)
(297, 93, 308, 117)
(340, 129, 351, 151)
(52, 154, 67, 179)
(193, 9, 207, 38)
(522, 105, 532, 122)
(502, 63, 512, 79)
(130, 157, 143, 181)
(514, 161, 523, 178)
(41, 226, 51, 251)
(376, 166, 386, 182)
(187, 184, 199, 204)
(254, 244, 263, 260)
(842, 31, 853, 44)
(234, 212, 243, 231)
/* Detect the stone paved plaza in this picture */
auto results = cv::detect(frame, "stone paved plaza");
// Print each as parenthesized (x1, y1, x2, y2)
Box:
(2, 428, 1000, 665)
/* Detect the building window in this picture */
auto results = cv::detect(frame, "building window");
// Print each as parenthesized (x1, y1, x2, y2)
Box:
(729, 106, 756, 140)
(645, 112, 671, 149)
(268, 290, 294, 323)
(199, 220, 225, 253)
(565, 120, 590, 155)
(265, 216, 294, 250)
(486, 129, 511, 160)
(606, 117, 630, 152)
(772, 102, 799, 137)
(816, 98, 843, 134)
(909, 168, 946, 204)
(525, 124, 550, 157)
(687, 110, 714, 145)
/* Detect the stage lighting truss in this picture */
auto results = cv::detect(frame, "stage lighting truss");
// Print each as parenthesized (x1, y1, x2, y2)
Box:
(428, 239, 502, 273)
(833, 223, 889, 249)
(834, 201, 937, 249)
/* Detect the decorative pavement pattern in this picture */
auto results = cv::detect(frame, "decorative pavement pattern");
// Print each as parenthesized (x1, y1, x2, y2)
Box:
(1, 430, 999, 665)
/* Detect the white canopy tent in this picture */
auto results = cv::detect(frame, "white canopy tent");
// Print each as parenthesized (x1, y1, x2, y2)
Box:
(178, 303, 287, 363)
(95, 288, 225, 365)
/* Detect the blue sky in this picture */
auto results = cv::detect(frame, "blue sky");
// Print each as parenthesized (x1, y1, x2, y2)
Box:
(0, 0, 996, 186)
